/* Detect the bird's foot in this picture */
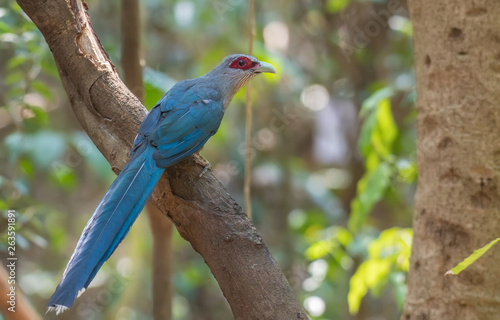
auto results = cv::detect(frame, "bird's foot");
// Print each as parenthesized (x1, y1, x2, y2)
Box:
(199, 163, 212, 178)
(194, 153, 212, 178)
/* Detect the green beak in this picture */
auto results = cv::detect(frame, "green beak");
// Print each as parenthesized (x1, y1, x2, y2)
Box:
(253, 61, 277, 74)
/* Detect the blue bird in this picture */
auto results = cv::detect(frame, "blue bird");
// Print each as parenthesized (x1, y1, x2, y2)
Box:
(47, 54, 276, 313)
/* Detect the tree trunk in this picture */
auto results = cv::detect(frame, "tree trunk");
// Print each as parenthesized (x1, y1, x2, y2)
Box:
(16, 0, 308, 318)
(404, 1, 500, 319)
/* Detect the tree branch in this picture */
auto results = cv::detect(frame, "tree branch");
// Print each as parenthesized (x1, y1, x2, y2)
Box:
(17, 0, 308, 318)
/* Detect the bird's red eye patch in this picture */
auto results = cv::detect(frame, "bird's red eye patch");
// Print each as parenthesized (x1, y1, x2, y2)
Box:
(229, 56, 255, 70)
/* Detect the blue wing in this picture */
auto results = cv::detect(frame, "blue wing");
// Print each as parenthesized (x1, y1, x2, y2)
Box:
(133, 80, 225, 168)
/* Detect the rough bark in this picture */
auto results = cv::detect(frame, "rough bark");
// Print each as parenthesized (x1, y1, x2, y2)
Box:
(16, 0, 307, 318)
(404, 1, 500, 319)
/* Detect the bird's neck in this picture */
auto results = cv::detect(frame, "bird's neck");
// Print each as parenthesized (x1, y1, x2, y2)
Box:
(214, 73, 256, 109)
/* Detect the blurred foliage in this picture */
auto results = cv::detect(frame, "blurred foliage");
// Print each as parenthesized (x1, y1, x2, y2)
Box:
(0, 0, 416, 319)
(348, 227, 412, 314)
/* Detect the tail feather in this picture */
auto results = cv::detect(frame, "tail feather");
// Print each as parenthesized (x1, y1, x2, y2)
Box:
(47, 147, 164, 311)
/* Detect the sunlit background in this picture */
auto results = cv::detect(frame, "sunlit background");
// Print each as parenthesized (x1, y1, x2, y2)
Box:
(0, 0, 416, 319)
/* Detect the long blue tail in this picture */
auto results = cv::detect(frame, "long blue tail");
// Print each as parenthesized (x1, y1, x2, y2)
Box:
(47, 147, 164, 313)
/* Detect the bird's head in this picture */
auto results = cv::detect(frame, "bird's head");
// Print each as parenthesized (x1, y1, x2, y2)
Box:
(206, 54, 277, 107)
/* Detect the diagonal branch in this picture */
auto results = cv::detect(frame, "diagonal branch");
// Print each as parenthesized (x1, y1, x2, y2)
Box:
(17, 0, 308, 318)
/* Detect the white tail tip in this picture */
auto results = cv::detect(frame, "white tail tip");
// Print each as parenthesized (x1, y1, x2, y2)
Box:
(47, 305, 69, 315)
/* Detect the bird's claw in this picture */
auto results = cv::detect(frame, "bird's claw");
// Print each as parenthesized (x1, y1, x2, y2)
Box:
(194, 154, 212, 178)
(198, 162, 212, 178)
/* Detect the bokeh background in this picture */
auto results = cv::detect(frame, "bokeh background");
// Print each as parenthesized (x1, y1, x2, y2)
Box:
(0, 0, 416, 319)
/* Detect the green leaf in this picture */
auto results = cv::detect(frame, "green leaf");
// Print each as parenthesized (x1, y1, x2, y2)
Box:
(447, 238, 500, 275)
(24, 105, 49, 128)
(5, 70, 23, 85)
(368, 228, 413, 271)
(371, 98, 397, 157)
(305, 227, 353, 261)
(358, 110, 377, 158)
(348, 162, 394, 232)
(50, 163, 77, 190)
(351, 94, 399, 232)
(31, 80, 53, 101)
(306, 240, 336, 260)
(358, 94, 398, 161)
(360, 87, 394, 118)
(7, 54, 29, 69)
(326, 0, 350, 13)
(397, 159, 418, 183)
(19, 158, 34, 179)
(348, 259, 391, 314)
(0, 199, 7, 211)
(348, 228, 412, 314)
(0, 20, 12, 33)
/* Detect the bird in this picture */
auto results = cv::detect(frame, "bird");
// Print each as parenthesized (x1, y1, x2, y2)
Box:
(47, 54, 276, 314)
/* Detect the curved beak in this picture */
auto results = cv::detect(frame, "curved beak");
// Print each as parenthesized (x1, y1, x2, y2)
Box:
(253, 61, 277, 74)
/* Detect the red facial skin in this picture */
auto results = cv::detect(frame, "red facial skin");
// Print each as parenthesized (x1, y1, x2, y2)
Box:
(229, 56, 258, 70)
